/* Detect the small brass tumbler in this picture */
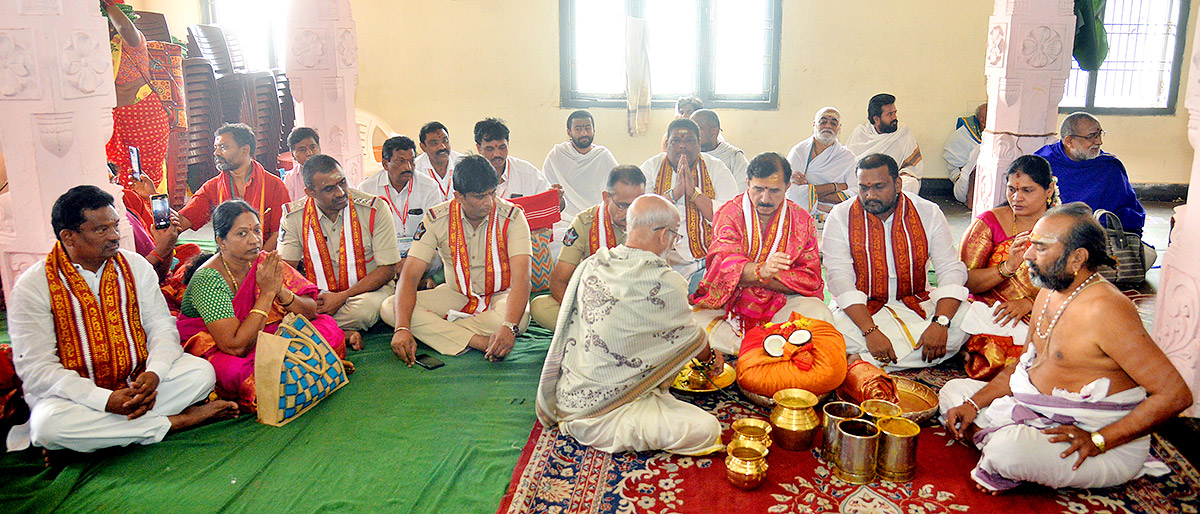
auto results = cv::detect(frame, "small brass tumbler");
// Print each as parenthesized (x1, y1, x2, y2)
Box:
(731, 418, 773, 448)
(821, 401, 863, 462)
(834, 419, 880, 484)
(861, 399, 902, 424)
(770, 388, 820, 451)
(876, 417, 921, 482)
(725, 439, 769, 490)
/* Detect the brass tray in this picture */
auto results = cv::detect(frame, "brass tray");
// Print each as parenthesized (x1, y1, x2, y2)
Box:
(893, 377, 939, 424)
(671, 363, 736, 393)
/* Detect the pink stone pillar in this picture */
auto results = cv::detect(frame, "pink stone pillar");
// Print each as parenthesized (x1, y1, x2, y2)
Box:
(286, 0, 363, 185)
(973, 0, 1075, 215)
(0, 1, 128, 299)
(1152, 16, 1200, 416)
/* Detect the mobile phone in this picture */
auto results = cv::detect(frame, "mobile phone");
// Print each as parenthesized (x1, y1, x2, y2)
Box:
(128, 146, 143, 182)
(150, 194, 171, 229)
(415, 354, 444, 370)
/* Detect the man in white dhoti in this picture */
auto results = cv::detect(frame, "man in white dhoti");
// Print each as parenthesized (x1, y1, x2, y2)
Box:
(786, 106, 858, 220)
(535, 194, 723, 455)
(823, 154, 969, 370)
(941, 203, 1191, 492)
(415, 121, 464, 202)
(640, 118, 738, 288)
(943, 103, 987, 206)
(846, 93, 924, 194)
(692, 109, 749, 191)
(541, 110, 621, 228)
(8, 186, 236, 454)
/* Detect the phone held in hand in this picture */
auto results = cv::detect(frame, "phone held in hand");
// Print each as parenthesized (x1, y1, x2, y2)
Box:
(415, 354, 444, 370)
(128, 146, 143, 182)
(150, 194, 171, 229)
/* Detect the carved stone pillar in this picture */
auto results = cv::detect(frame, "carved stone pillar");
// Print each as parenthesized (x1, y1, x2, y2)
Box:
(973, 0, 1076, 215)
(286, 0, 363, 185)
(0, 1, 127, 299)
(1152, 14, 1200, 417)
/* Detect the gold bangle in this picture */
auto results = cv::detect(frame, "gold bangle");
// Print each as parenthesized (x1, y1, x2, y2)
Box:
(281, 289, 295, 307)
(998, 262, 1017, 278)
(394, 326, 411, 333)
(250, 308, 269, 318)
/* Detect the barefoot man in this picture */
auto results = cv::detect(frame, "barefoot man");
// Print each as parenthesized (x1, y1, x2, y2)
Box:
(8, 186, 236, 454)
(940, 203, 1191, 492)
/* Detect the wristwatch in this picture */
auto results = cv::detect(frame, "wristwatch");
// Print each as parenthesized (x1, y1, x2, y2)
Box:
(502, 321, 518, 336)
(1090, 431, 1107, 453)
(931, 315, 951, 328)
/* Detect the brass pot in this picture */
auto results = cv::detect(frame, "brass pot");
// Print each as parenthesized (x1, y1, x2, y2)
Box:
(834, 419, 880, 484)
(861, 399, 903, 425)
(725, 439, 769, 490)
(877, 417, 921, 482)
(731, 418, 773, 448)
(770, 388, 820, 451)
(821, 401, 863, 462)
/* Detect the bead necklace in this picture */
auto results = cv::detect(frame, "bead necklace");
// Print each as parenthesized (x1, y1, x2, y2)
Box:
(1034, 272, 1099, 341)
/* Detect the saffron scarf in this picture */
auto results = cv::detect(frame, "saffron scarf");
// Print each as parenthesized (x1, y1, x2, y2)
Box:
(653, 157, 715, 257)
(300, 197, 367, 292)
(45, 244, 147, 391)
(742, 192, 788, 262)
(588, 203, 617, 254)
(847, 195, 930, 317)
(448, 200, 511, 314)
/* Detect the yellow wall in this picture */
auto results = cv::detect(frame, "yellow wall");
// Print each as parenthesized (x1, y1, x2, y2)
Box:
(136, 0, 1199, 184)
(136, 0, 202, 42)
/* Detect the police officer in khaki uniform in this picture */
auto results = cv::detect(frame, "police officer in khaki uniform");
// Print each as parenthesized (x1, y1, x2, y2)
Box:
(529, 165, 645, 329)
(384, 155, 532, 363)
(279, 155, 400, 345)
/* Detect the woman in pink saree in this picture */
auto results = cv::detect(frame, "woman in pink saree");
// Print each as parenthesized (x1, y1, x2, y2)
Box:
(178, 200, 348, 411)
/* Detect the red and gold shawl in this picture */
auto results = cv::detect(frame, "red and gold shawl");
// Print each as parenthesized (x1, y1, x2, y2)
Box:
(847, 195, 930, 317)
(653, 157, 715, 257)
(448, 200, 512, 314)
(45, 244, 147, 391)
(299, 197, 368, 292)
(588, 203, 617, 254)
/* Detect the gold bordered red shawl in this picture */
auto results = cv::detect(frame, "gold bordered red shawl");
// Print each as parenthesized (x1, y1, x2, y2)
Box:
(299, 197, 368, 292)
(45, 244, 147, 391)
(448, 200, 512, 314)
(742, 192, 789, 262)
(653, 157, 715, 257)
(588, 204, 617, 254)
(847, 195, 930, 317)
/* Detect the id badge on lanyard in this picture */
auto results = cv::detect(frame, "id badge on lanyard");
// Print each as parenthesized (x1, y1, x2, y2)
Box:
(398, 236, 415, 258)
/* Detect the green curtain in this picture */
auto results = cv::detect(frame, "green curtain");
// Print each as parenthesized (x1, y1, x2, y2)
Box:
(1074, 0, 1109, 71)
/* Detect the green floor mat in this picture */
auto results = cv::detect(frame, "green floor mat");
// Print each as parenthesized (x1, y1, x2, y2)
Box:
(0, 325, 551, 514)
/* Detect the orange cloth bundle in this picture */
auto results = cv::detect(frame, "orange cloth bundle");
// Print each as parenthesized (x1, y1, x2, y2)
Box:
(736, 312, 848, 397)
(837, 359, 899, 404)
(963, 334, 1024, 381)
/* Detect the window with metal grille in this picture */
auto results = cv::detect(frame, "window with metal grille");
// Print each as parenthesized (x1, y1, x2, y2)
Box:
(1060, 0, 1190, 114)
(560, 0, 782, 110)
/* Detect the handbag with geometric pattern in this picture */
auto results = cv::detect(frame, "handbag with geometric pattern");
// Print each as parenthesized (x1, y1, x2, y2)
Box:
(254, 314, 349, 427)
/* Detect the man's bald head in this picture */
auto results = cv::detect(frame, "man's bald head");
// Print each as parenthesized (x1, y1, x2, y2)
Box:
(975, 103, 988, 129)
(625, 194, 680, 256)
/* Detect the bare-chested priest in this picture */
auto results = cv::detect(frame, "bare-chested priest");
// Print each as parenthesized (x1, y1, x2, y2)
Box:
(536, 194, 723, 455)
(941, 203, 1191, 492)
(529, 165, 646, 329)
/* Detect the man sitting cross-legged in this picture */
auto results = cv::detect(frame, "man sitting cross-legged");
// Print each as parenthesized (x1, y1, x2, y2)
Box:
(822, 153, 970, 370)
(385, 155, 532, 363)
(941, 202, 1191, 493)
(691, 152, 831, 355)
(535, 194, 723, 455)
(529, 165, 646, 330)
(279, 155, 400, 347)
(8, 185, 236, 453)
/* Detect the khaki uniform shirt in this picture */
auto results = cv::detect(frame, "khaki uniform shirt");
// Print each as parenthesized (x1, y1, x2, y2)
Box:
(409, 199, 532, 293)
(558, 204, 628, 267)
(278, 189, 402, 277)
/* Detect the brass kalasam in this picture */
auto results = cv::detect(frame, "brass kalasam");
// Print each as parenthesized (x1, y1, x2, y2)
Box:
(671, 363, 736, 394)
(725, 439, 769, 490)
(877, 417, 921, 482)
(731, 418, 773, 448)
(770, 388, 820, 451)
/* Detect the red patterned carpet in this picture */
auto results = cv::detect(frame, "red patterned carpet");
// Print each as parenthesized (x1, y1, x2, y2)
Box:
(499, 395, 1199, 514)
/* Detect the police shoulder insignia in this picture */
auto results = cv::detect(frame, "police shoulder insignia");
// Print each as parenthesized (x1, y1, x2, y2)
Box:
(413, 222, 426, 241)
(563, 227, 579, 246)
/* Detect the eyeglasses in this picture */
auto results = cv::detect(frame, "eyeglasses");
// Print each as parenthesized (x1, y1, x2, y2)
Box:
(1071, 130, 1104, 142)
(655, 226, 683, 245)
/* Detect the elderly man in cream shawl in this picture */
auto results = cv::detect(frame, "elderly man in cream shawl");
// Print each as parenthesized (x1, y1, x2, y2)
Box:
(536, 195, 723, 455)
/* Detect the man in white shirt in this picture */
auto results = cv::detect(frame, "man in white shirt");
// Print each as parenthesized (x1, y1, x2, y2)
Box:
(542, 110, 621, 227)
(943, 103, 987, 206)
(640, 118, 738, 288)
(474, 117, 564, 205)
(822, 154, 969, 370)
(8, 186, 236, 453)
(283, 127, 320, 200)
(786, 106, 859, 220)
(692, 109, 749, 191)
(414, 121, 464, 202)
(846, 93, 924, 194)
(358, 135, 444, 263)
